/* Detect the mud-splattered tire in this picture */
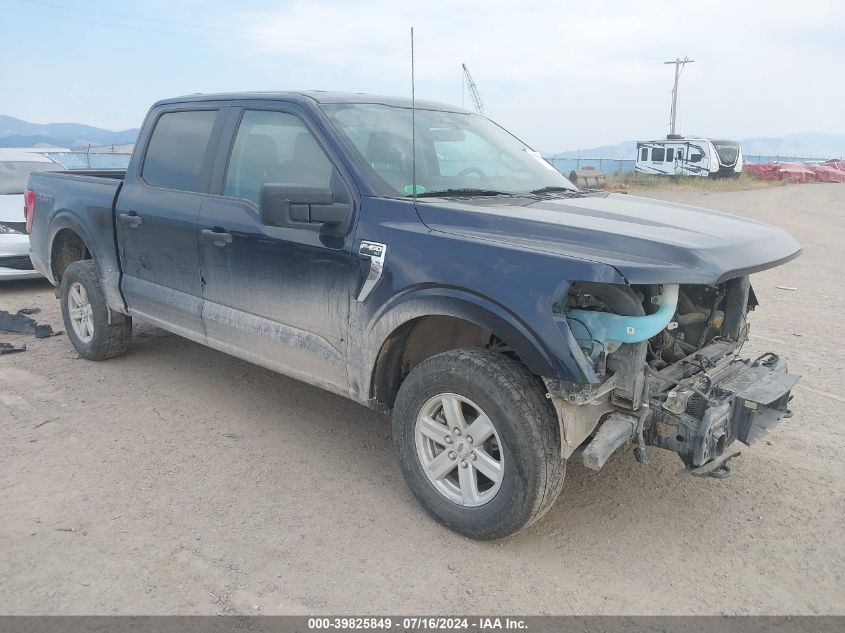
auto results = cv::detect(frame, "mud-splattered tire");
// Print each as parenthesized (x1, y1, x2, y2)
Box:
(60, 260, 131, 360)
(393, 348, 565, 540)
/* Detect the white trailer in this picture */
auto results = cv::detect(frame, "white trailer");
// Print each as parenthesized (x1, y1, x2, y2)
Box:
(635, 138, 742, 177)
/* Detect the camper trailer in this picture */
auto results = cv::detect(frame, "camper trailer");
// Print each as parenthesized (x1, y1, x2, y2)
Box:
(635, 138, 742, 177)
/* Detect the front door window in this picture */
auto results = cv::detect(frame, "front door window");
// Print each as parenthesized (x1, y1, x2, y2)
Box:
(224, 110, 334, 205)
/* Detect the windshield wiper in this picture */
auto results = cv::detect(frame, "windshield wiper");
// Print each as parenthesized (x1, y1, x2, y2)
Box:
(529, 186, 581, 195)
(414, 188, 515, 198)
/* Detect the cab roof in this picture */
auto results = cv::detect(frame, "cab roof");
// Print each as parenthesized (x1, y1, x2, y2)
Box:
(152, 91, 472, 114)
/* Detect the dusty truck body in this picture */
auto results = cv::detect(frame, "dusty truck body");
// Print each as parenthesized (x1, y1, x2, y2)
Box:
(26, 92, 801, 539)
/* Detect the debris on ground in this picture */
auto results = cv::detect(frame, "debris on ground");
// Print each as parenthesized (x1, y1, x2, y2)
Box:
(33, 418, 58, 429)
(0, 308, 61, 338)
(0, 342, 27, 354)
(776, 286, 798, 291)
(569, 167, 608, 189)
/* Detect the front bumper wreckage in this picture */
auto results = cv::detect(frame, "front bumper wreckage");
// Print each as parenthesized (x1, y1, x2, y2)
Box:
(644, 347, 798, 475)
(547, 341, 799, 477)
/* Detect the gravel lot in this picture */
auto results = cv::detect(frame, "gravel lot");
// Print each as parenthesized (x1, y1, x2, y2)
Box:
(1, 184, 843, 615)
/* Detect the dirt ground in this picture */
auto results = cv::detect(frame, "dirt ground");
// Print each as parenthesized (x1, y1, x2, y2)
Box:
(1, 184, 843, 615)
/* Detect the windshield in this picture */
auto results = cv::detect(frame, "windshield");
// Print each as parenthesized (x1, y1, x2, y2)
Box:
(320, 103, 576, 197)
(0, 160, 62, 195)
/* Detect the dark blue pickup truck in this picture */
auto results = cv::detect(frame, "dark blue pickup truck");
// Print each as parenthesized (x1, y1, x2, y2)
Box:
(26, 92, 801, 538)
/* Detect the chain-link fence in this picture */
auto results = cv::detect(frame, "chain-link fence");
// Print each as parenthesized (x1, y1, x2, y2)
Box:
(743, 154, 838, 163)
(43, 151, 131, 170)
(543, 157, 635, 176)
(544, 153, 843, 177)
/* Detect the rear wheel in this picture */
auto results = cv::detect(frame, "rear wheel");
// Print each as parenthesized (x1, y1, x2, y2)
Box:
(60, 260, 131, 360)
(392, 348, 565, 539)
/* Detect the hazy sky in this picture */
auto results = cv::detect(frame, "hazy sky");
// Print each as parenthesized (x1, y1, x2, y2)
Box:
(2, 0, 843, 151)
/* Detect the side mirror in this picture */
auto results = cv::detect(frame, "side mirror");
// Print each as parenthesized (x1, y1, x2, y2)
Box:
(259, 183, 350, 230)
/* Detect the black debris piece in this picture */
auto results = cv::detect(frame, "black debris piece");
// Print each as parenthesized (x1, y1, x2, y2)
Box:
(0, 309, 61, 338)
(0, 341, 27, 354)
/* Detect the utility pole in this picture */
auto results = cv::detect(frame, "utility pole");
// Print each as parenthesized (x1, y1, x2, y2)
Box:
(664, 57, 694, 138)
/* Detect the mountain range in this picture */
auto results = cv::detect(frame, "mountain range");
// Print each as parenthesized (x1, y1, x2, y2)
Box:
(548, 132, 845, 160)
(0, 115, 139, 149)
(2, 114, 842, 160)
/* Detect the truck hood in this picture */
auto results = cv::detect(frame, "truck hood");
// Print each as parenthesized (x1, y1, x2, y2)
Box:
(414, 192, 801, 284)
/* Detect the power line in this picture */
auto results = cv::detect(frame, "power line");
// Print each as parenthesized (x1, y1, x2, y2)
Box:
(9, 0, 663, 70)
(6, 5, 408, 58)
(14, 0, 402, 56)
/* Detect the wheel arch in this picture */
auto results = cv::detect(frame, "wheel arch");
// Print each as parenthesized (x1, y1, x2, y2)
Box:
(47, 212, 97, 282)
(47, 211, 127, 313)
(365, 290, 562, 410)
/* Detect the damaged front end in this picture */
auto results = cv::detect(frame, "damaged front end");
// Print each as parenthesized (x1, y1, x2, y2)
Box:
(545, 275, 799, 477)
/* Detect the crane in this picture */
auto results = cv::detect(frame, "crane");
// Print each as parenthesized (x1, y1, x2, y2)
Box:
(461, 63, 487, 117)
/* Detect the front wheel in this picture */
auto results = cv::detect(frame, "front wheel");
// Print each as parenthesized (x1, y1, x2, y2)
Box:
(392, 348, 565, 539)
(60, 259, 132, 360)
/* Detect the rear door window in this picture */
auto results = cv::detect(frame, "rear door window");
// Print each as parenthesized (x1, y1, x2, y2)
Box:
(142, 110, 218, 192)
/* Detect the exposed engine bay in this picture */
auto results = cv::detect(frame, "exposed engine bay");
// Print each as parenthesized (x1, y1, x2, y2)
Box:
(546, 276, 799, 476)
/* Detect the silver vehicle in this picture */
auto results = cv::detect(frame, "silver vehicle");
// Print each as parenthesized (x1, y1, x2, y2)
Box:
(0, 148, 64, 280)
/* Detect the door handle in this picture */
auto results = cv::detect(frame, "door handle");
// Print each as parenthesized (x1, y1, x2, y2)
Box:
(201, 228, 232, 247)
(118, 212, 143, 228)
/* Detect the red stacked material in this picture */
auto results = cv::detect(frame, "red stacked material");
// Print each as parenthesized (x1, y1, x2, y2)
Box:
(776, 162, 816, 183)
(809, 164, 845, 183)
(744, 162, 780, 180)
(744, 160, 845, 183)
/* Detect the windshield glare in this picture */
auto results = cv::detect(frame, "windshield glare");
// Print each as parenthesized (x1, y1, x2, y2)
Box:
(321, 103, 576, 197)
(0, 160, 62, 195)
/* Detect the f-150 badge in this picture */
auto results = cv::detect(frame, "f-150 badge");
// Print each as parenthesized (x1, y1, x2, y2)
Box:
(357, 241, 387, 302)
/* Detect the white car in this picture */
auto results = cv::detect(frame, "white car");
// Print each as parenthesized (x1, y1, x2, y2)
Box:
(0, 148, 64, 280)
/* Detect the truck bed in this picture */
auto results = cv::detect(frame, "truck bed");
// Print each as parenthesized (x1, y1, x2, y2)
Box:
(27, 169, 127, 312)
